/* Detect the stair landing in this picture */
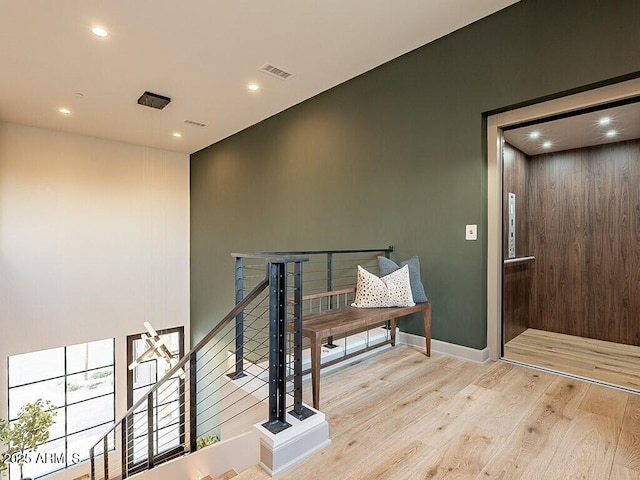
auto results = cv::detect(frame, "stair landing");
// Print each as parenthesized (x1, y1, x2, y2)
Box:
(232, 465, 269, 480)
(213, 470, 238, 480)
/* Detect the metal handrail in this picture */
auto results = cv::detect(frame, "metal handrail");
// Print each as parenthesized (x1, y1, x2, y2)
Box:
(233, 247, 393, 257)
(90, 277, 269, 450)
(504, 256, 535, 264)
(233, 248, 393, 352)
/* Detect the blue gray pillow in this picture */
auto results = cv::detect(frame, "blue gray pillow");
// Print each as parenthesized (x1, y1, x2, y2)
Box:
(377, 256, 428, 303)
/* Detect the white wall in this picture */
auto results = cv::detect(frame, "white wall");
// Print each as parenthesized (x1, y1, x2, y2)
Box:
(0, 122, 190, 478)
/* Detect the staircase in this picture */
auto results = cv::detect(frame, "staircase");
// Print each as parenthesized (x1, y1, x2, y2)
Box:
(213, 471, 239, 480)
(88, 248, 391, 480)
(211, 465, 267, 480)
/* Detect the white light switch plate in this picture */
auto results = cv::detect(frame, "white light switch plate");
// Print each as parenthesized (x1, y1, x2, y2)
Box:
(466, 224, 477, 240)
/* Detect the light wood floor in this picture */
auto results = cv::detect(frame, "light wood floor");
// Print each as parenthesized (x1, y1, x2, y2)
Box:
(505, 328, 640, 392)
(235, 345, 640, 480)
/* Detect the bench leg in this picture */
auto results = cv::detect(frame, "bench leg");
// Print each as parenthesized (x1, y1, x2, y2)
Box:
(311, 337, 321, 409)
(424, 304, 431, 357)
(390, 318, 397, 346)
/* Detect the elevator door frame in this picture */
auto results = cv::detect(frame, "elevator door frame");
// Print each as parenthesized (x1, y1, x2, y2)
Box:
(485, 77, 640, 361)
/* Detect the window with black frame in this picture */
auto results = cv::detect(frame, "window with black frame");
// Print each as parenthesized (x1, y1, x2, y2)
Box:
(6, 339, 115, 480)
(126, 327, 184, 472)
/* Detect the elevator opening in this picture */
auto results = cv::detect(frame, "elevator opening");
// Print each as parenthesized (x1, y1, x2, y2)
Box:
(486, 77, 640, 392)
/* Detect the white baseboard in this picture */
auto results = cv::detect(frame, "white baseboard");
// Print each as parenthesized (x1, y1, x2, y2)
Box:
(397, 331, 490, 364)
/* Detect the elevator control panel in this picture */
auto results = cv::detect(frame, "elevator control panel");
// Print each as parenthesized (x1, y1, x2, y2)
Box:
(508, 192, 516, 258)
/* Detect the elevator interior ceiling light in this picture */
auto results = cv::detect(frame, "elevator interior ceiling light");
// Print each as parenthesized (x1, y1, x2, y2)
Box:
(529, 131, 540, 139)
(247, 83, 260, 91)
(91, 26, 109, 37)
(542, 141, 552, 149)
(58, 107, 71, 115)
(503, 100, 640, 155)
(172, 132, 182, 138)
(606, 129, 617, 138)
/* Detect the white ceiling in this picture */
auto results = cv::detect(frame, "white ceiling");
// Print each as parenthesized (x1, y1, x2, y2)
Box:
(0, 0, 519, 154)
(504, 100, 640, 156)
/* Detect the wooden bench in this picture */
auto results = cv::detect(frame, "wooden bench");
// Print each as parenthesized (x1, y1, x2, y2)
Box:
(300, 288, 431, 409)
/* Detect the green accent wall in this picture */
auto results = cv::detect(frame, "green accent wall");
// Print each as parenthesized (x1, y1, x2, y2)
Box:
(190, 0, 640, 349)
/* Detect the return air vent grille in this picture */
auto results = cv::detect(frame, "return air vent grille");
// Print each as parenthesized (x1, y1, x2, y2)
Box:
(259, 64, 294, 80)
(184, 120, 207, 128)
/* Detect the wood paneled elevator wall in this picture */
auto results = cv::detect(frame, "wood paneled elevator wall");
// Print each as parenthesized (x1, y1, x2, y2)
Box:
(503, 139, 640, 346)
(503, 142, 531, 343)
(528, 139, 640, 346)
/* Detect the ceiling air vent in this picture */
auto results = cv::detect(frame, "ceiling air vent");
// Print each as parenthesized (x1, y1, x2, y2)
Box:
(184, 120, 207, 128)
(259, 64, 294, 80)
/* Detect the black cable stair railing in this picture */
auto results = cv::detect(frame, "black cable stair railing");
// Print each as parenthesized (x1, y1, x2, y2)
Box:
(89, 248, 392, 480)
(89, 255, 313, 480)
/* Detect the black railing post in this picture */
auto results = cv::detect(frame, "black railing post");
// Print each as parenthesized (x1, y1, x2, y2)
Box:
(103, 435, 109, 480)
(147, 394, 155, 469)
(289, 260, 315, 420)
(262, 260, 292, 434)
(326, 252, 333, 295)
(384, 246, 392, 330)
(325, 252, 338, 348)
(230, 256, 246, 379)
(189, 351, 198, 453)
(277, 262, 288, 423)
(121, 417, 128, 479)
(90, 447, 95, 480)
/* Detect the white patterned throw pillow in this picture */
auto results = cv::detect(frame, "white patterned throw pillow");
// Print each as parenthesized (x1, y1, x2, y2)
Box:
(351, 265, 415, 308)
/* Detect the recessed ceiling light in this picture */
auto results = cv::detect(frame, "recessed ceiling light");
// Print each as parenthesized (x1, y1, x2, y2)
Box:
(542, 141, 552, 149)
(58, 107, 71, 115)
(529, 131, 540, 139)
(598, 116, 611, 126)
(172, 132, 182, 138)
(247, 83, 260, 91)
(91, 26, 109, 38)
(74, 92, 84, 98)
(606, 129, 617, 137)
